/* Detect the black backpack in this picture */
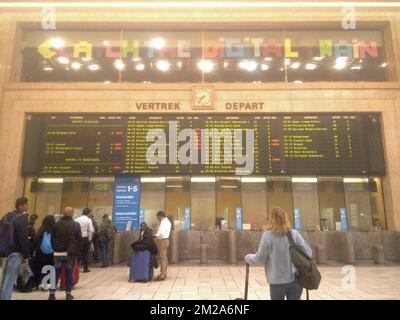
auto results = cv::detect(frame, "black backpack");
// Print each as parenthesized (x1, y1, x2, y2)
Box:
(286, 231, 322, 293)
(0, 212, 22, 258)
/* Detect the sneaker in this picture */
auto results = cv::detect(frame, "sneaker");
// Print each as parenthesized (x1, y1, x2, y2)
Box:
(83, 269, 91, 273)
(48, 294, 56, 300)
(66, 293, 74, 300)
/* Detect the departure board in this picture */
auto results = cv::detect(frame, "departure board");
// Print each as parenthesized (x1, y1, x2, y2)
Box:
(22, 113, 385, 176)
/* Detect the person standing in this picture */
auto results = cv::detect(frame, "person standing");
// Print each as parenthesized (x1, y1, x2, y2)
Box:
(49, 207, 81, 301)
(89, 214, 99, 263)
(75, 208, 94, 273)
(0, 197, 30, 300)
(153, 211, 171, 281)
(245, 207, 312, 300)
(27, 213, 39, 258)
(98, 214, 117, 268)
(32, 215, 56, 289)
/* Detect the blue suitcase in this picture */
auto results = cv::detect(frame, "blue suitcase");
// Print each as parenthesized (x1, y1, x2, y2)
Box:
(129, 250, 154, 282)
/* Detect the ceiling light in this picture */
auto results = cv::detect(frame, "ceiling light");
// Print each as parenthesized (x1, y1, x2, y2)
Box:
(104, 80, 111, 84)
(241, 177, 266, 183)
(141, 177, 166, 183)
(38, 178, 63, 183)
(290, 62, 301, 69)
(380, 62, 388, 68)
(149, 37, 166, 50)
(305, 63, 317, 70)
(293, 80, 303, 84)
(50, 38, 64, 49)
(261, 64, 269, 71)
(292, 177, 317, 183)
(285, 58, 291, 66)
(43, 67, 53, 71)
(103, 41, 109, 46)
(334, 57, 347, 70)
(114, 59, 125, 70)
(71, 62, 81, 70)
(223, 61, 229, 68)
(135, 63, 145, 71)
(351, 65, 362, 70)
(343, 177, 369, 183)
(264, 57, 273, 62)
(197, 59, 215, 73)
(132, 57, 141, 62)
(191, 177, 216, 183)
(313, 56, 323, 61)
(238, 60, 258, 72)
(88, 64, 100, 71)
(156, 60, 171, 72)
(57, 56, 69, 64)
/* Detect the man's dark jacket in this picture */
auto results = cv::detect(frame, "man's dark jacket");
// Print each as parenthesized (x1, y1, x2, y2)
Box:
(51, 215, 82, 256)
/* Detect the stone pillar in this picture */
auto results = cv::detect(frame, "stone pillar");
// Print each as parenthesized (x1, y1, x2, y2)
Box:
(339, 232, 355, 264)
(169, 230, 180, 263)
(228, 230, 237, 264)
(313, 245, 327, 264)
(372, 245, 385, 264)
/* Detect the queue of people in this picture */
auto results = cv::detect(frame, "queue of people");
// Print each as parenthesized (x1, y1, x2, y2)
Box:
(0, 197, 313, 301)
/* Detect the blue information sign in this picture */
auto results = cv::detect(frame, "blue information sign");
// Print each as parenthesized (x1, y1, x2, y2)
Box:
(236, 208, 243, 231)
(294, 208, 301, 231)
(340, 208, 348, 231)
(184, 208, 191, 230)
(112, 176, 141, 231)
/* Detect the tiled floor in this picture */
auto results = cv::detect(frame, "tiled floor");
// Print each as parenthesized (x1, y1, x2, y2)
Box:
(9, 262, 400, 300)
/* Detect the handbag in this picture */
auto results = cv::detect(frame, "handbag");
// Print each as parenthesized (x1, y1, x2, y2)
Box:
(286, 230, 322, 294)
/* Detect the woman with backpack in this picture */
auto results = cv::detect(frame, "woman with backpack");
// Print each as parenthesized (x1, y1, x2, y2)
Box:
(245, 207, 312, 300)
(32, 215, 56, 289)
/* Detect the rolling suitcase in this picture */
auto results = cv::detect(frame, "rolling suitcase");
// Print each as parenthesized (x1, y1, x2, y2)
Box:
(129, 250, 154, 282)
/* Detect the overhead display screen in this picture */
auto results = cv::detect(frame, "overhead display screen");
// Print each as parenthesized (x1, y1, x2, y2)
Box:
(22, 113, 385, 176)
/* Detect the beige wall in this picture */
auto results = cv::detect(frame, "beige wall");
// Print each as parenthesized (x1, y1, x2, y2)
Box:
(0, 6, 400, 231)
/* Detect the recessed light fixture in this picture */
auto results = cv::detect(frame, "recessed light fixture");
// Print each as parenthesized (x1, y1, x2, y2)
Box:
(57, 56, 69, 64)
(156, 60, 171, 72)
(88, 64, 100, 71)
(238, 60, 258, 72)
(334, 57, 347, 70)
(71, 62, 81, 70)
(197, 59, 215, 73)
(305, 63, 317, 70)
(135, 63, 145, 71)
(114, 59, 125, 70)
(149, 37, 166, 50)
(290, 62, 301, 69)
(50, 38, 65, 49)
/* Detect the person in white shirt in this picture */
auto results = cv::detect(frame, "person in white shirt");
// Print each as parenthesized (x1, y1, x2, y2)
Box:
(75, 208, 94, 273)
(153, 211, 171, 281)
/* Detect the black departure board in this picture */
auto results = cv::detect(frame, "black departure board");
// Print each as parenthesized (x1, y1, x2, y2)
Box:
(22, 113, 385, 176)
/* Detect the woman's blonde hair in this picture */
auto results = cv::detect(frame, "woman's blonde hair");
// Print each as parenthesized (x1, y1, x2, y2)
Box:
(267, 207, 292, 235)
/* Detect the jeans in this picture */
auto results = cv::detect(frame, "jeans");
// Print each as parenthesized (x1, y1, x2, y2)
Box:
(81, 237, 90, 271)
(102, 240, 109, 267)
(51, 255, 75, 294)
(269, 276, 303, 300)
(0, 252, 22, 300)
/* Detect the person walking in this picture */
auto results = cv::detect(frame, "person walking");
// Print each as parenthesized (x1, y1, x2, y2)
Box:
(32, 215, 56, 289)
(245, 207, 312, 300)
(49, 207, 82, 301)
(75, 208, 94, 273)
(153, 211, 171, 281)
(0, 197, 30, 300)
(98, 214, 117, 268)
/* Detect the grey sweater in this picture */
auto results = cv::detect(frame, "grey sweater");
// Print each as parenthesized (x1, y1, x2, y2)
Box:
(245, 229, 312, 285)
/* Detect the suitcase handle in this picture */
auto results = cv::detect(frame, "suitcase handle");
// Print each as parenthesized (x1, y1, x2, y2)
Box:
(244, 263, 249, 300)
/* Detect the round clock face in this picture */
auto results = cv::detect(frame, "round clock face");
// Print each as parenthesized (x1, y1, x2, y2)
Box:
(195, 89, 212, 106)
